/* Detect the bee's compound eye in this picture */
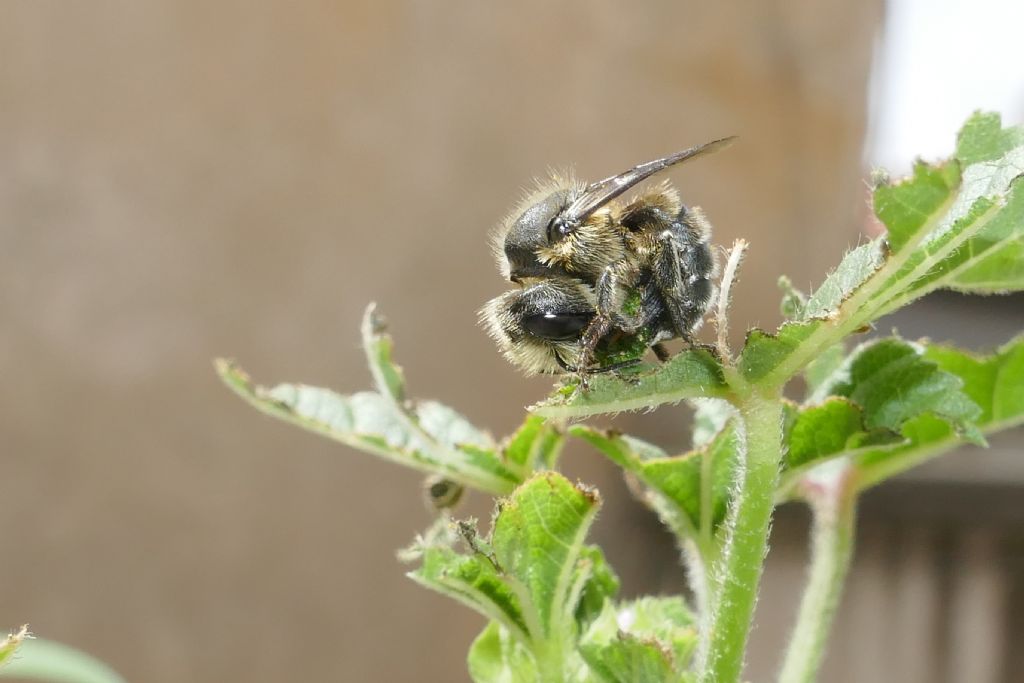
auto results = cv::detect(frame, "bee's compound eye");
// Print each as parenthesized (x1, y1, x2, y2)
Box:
(522, 311, 592, 340)
(546, 215, 573, 243)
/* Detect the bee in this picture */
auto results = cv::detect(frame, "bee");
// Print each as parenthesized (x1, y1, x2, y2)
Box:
(481, 138, 733, 380)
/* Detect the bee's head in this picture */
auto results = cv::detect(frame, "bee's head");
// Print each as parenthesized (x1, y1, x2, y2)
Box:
(500, 187, 573, 282)
(493, 137, 735, 282)
(479, 277, 595, 375)
(495, 178, 626, 283)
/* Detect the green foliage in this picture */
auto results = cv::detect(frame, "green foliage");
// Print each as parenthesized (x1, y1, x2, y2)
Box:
(532, 347, 728, 419)
(828, 339, 982, 441)
(406, 472, 630, 682)
(468, 622, 538, 683)
(218, 112, 1024, 683)
(784, 398, 888, 469)
(579, 597, 698, 683)
(855, 336, 1024, 489)
(216, 305, 566, 495)
(571, 423, 740, 546)
(926, 337, 1024, 425)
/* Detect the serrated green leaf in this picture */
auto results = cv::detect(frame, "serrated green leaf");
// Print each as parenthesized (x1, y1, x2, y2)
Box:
(912, 179, 1024, 295)
(925, 336, 1024, 425)
(740, 241, 886, 384)
(572, 423, 740, 542)
(737, 113, 1024, 390)
(785, 398, 894, 470)
(876, 192, 1007, 304)
(569, 426, 644, 470)
(775, 400, 903, 501)
(491, 473, 602, 640)
(409, 544, 530, 640)
(580, 632, 676, 683)
(531, 347, 728, 419)
(955, 110, 1024, 165)
(943, 232, 1024, 292)
(853, 336, 1024, 489)
(642, 424, 740, 535)
(361, 303, 408, 403)
(417, 400, 494, 451)
(361, 304, 494, 452)
(409, 475, 618, 680)
(778, 275, 808, 319)
(854, 413, 954, 488)
(803, 344, 847, 401)
(871, 113, 1024, 306)
(412, 474, 612, 681)
(833, 338, 983, 443)
(0, 637, 126, 683)
(503, 416, 543, 468)
(569, 426, 668, 470)
(217, 360, 521, 494)
(619, 595, 696, 633)
(218, 304, 531, 494)
(776, 398, 900, 500)
(574, 546, 621, 628)
(758, 335, 987, 492)
(468, 621, 538, 683)
(801, 241, 888, 319)
(580, 597, 697, 683)
(502, 416, 565, 472)
(874, 160, 961, 253)
(739, 323, 821, 384)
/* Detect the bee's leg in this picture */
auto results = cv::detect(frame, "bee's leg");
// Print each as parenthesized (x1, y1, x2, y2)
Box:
(599, 262, 646, 332)
(552, 350, 589, 390)
(554, 352, 640, 374)
(574, 262, 640, 381)
(574, 315, 612, 388)
(652, 231, 712, 340)
(652, 342, 671, 362)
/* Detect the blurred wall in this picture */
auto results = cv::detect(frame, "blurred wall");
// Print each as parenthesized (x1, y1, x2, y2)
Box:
(1, 1, 883, 681)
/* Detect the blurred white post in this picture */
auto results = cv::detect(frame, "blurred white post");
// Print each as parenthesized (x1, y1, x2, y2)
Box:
(866, 0, 1024, 173)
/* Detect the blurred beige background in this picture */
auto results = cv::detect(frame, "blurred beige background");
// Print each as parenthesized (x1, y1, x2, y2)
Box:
(3, 1, 1021, 682)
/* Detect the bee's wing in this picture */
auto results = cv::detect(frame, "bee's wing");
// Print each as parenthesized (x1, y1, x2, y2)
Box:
(565, 136, 735, 222)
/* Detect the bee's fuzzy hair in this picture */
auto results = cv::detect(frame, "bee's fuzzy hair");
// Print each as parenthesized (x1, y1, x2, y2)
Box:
(491, 174, 690, 274)
(478, 292, 568, 375)
(629, 179, 683, 216)
(489, 171, 584, 279)
(478, 279, 598, 376)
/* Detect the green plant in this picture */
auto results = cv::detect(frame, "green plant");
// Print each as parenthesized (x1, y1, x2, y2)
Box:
(217, 112, 1024, 683)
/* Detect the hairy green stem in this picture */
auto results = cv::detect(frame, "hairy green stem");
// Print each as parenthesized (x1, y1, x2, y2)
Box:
(684, 539, 712, 619)
(778, 464, 857, 683)
(698, 393, 783, 683)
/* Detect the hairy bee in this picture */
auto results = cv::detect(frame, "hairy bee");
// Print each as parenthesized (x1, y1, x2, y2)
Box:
(481, 138, 733, 378)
